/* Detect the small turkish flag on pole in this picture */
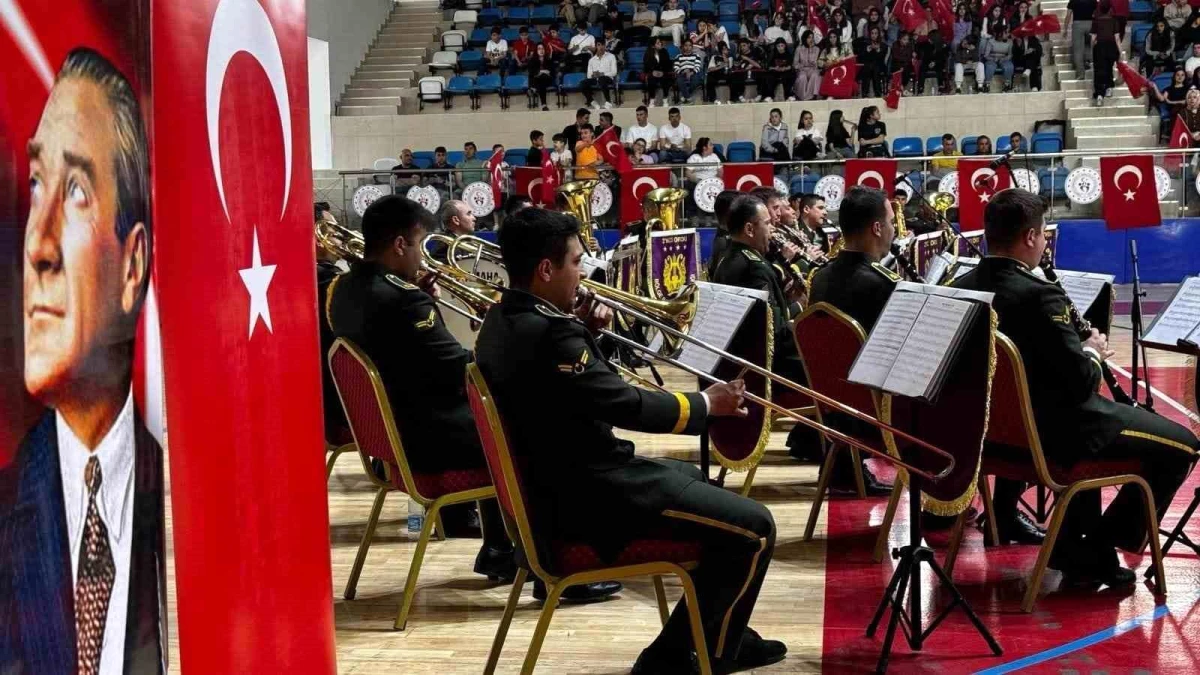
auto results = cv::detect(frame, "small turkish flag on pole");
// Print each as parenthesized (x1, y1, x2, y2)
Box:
(595, 125, 632, 174)
(540, 149, 559, 206)
(893, 0, 930, 32)
(486, 155, 506, 210)
(844, 158, 898, 197)
(807, 0, 829, 34)
(931, 0, 956, 36)
(979, 0, 998, 18)
(1100, 155, 1162, 229)
(819, 56, 858, 99)
(1166, 114, 1192, 172)
(1011, 14, 1061, 37)
(884, 70, 904, 110)
(1117, 60, 1152, 98)
(723, 163, 776, 191)
(957, 158, 1013, 229)
(513, 167, 541, 199)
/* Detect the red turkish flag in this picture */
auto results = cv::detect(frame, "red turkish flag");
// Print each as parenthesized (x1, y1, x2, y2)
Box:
(807, 0, 829, 35)
(151, 0, 336, 671)
(540, 149, 559, 206)
(1166, 115, 1191, 172)
(980, 0, 998, 18)
(1011, 14, 1061, 37)
(595, 125, 632, 174)
(957, 159, 1013, 230)
(513, 166, 542, 200)
(486, 154, 506, 209)
(884, 70, 904, 110)
(1101, 155, 1161, 229)
(1117, 60, 1152, 98)
(819, 56, 858, 99)
(931, 0, 956, 37)
(621, 167, 672, 225)
(844, 159, 898, 197)
(893, 0, 930, 31)
(723, 162, 775, 192)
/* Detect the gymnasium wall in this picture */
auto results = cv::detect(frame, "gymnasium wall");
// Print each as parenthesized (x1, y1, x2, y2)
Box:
(306, 0, 392, 109)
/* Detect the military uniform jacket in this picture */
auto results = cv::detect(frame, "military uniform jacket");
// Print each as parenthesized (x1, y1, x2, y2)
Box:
(317, 260, 348, 437)
(327, 261, 482, 472)
(475, 290, 707, 561)
(711, 240, 799, 362)
(953, 257, 1125, 459)
(808, 250, 898, 333)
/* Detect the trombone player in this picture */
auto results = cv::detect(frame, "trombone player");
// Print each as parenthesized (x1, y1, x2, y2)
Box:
(475, 208, 788, 674)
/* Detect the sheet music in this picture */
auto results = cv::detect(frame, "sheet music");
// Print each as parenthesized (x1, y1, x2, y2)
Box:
(1144, 276, 1200, 346)
(952, 257, 979, 280)
(677, 282, 766, 374)
(581, 254, 606, 278)
(924, 252, 955, 286)
(883, 295, 974, 398)
(848, 292, 928, 388)
(1055, 270, 1114, 313)
(895, 280, 994, 304)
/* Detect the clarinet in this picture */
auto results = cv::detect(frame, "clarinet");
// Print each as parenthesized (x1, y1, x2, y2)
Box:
(890, 241, 925, 283)
(767, 237, 808, 291)
(1039, 250, 1136, 406)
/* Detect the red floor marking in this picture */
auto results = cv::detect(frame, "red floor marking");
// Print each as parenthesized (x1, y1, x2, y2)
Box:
(820, 367, 1200, 673)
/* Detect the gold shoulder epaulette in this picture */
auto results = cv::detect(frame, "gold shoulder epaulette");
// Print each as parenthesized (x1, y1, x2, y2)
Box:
(385, 273, 419, 291)
(741, 249, 763, 262)
(870, 262, 901, 282)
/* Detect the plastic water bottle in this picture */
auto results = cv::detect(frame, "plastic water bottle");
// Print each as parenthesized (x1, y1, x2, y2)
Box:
(407, 497, 425, 537)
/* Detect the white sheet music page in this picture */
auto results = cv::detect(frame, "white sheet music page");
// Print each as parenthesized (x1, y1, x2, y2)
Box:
(924, 252, 955, 286)
(848, 291, 928, 389)
(677, 281, 766, 374)
(1055, 270, 1114, 313)
(1145, 277, 1200, 346)
(883, 295, 973, 398)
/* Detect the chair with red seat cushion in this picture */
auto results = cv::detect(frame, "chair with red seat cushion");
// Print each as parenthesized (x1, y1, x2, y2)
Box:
(466, 364, 713, 675)
(942, 333, 1167, 612)
(328, 338, 496, 630)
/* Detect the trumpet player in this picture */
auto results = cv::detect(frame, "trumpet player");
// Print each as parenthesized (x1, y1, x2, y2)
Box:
(328, 196, 620, 603)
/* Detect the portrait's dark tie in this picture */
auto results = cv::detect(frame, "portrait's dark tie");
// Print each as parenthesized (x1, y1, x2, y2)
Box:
(75, 456, 115, 675)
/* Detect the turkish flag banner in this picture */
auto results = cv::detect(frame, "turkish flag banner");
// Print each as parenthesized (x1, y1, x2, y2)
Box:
(486, 154, 506, 209)
(1117, 60, 1152, 98)
(540, 149, 559, 206)
(931, 0, 956, 37)
(844, 158, 898, 197)
(621, 167, 672, 226)
(884, 70, 904, 110)
(1100, 155, 1162, 229)
(979, 0, 998, 18)
(595, 125, 632, 174)
(513, 166, 542, 199)
(807, 0, 829, 34)
(1166, 115, 1191, 172)
(819, 56, 858, 99)
(151, 0, 336, 672)
(893, 0, 930, 32)
(1011, 14, 1061, 37)
(723, 162, 775, 192)
(957, 159, 1013, 230)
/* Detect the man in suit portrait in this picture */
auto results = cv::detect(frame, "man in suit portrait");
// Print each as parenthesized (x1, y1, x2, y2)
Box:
(0, 48, 164, 675)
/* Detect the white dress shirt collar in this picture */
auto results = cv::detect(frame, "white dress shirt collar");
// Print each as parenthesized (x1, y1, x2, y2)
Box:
(58, 389, 136, 545)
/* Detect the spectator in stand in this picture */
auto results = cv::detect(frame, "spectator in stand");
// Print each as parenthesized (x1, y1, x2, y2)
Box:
(674, 40, 706, 103)
(527, 130, 546, 167)
(1186, 43, 1200, 79)
(598, 111, 621, 139)
(686, 137, 723, 187)
(746, 11, 770, 45)
(856, 105, 888, 158)
(981, 4, 1005, 39)
(793, 110, 826, 161)
(793, 30, 822, 100)
(392, 148, 421, 187)
(732, 38, 768, 102)
(890, 32, 917, 91)
(765, 13, 795, 44)
(427, 146, 453, 200)
(1010, 2, 1036, 31)
(603, 4, 624, 35)
(541, 25, 568, 65)
(856, 7, 884, 40)
(628, 0, 658, 45)
(550, 133, 574, 180)
(583, 41, 618, 109)
(1165, 0, 1191, 31)
(1009, 132, 1025, 153)
(951, 4, 972, 51)
(819, 31, 853, 71)
(706, 41, 735, 103)
(484, 27, 510, 75)
(825, 109, 856, 158)
(1143, 20, 1176, 77)
(1013, 33, 1043, 91)
(528, 43, 556, 111)
(760, 107, 792, 161)
(631, 138, 656, 165)
(954, 34, 983, 93)
(859, 26, 888, 97)
(793, 5, 825, 45)
(562, 107, 591, 150)
(828, 8, 854, 45)
(691, 19, 720, 59)
(851, 0, 883, 22)
(1063, 0, 1096, 81)
(918, 28, 951, 94)
(624, 105, 660, 157)
(1090, 0, 1119, 105)
(574, 124, 602, 179)
(559, 0, 581, 27)
(579, 0, 607, 25)
(1182, 89, 1200, 143)
(764, 38, 795, 101)
(981, 25, 1015, 92)
(930, 133, 961, 178)
(659, 106, 693, 162)
(1151, 67, 1189, 117)
(568, 23, 597, 72)
(603, 26, 622, 57)
(975, 134, 994, 155)
(1178, 14, 1200, 57)
(644, 35, 673, 107)
(653, 0, 688, 46)
(511, 27, 536, 75)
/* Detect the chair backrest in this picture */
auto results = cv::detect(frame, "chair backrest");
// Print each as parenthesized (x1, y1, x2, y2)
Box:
(373, 157, 398, 170)
(430, 50, 459, 67)
(418, 76, 446, 99)
(726, 140, 756, 163)
(452, 9, 477, 26)
(465, 364, 551, 578)
(1031, 131, 1063, 154)
(792, 303, 879, 419)
(442, 30, 468, 51)
(475, 73, 502, 89)
(625, 46, 646, 69)
(448, 75, 476, 91)
(503, 73, 528, 89)
(447, 150, 466, 165)
(892, 136, 922, 157)
(925, 136, 942, 154)
(562, 71, 586, 89)
(985, 333, 1060, 488)
(995, 134, 1013, 154)
(960, 135, 979, 155)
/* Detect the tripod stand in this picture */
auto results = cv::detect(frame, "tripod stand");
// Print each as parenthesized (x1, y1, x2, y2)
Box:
(866, 474, 1003, 673)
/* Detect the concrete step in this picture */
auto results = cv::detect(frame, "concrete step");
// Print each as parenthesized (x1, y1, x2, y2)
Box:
(1070, 115, 1156, 130)
(1066, 103, 1147, 119)
(363, 55, 426, 67)
(370, 47, 428, 58)
(340, 95, 403, 107)
(349, 76, 411, 89)
(1065, 94, 1139, 109)
(345, 86, 407, 97)
(374, 34, 438, 48)
(338, 104, 402, 116)
(388, 9, 443, 20)
(357, 63, 418, 74)
(380, 22, 443, 34)
(1073, 132, 1157, 149)
(354, 68, 417, 79)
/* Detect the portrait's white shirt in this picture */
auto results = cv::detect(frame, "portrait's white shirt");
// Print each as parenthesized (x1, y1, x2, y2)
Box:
(59, 389, 135, 675)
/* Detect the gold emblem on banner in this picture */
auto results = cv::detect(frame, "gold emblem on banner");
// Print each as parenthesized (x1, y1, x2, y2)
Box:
(663, 254, 687, 295)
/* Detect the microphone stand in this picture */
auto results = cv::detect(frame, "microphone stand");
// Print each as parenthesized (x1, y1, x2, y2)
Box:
(1128, 240, 1156, 412)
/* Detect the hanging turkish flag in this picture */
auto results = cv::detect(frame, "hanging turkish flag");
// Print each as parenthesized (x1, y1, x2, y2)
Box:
(1011, 14, 1061, 37)
(151, 0, 336, 672)
(957, 159, 1013, 230)
(595, 125, 632, 174)
(1166, 114, 1191, 172)
(893, 0, 930, 31)
(931, 0, 956, 37)
(844, 158, 898, 197)
(540, 148, 559, 206)
(819, 57, 858, 99)
(1100, 155, 1161, 229)
(621, 167, 672, 226)
(513, 166, 542, 200)
(485, 154, 506, 208)
(884, 70, 904, 110)
(807, 0, 829, 35)
(723, 162, 775, 192)
(1117, 60, 1152, 98)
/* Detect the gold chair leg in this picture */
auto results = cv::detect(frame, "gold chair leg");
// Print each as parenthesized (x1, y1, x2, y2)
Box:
(325, 451, 339, 480)
(804, 444, 840, 541)
(345, 486, 389, 600)
(484, 568, 529, 675)
(739, 464, 759, 497)
(678, 573, 712, 675)
(873, 478, 905, 563)
(1135, 479, 1168, 596)
(715, 466, 728, 486)
(394, 501, 443, 630)
(979, 475, 999, 546)
(850, 446, 867, 499)
(653, 576, 671, 626)
(520, 581, 564, 675)
(943, 508, 969, 578)
(433, 512, 445, 542)
(1022, 486, 1075, 613)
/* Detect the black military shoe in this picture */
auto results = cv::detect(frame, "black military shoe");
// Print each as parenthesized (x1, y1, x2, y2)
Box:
(712, 628, 787, 674)
(996, 511, 1046, 545)
(473, 545, 517, 583)
(630, 646, 694, 675)
(533, 579, 623, 603)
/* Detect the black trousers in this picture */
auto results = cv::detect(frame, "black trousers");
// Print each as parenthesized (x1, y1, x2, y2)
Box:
(582, 75, 615, 103)
(641, 459, 776, 662)
(704, 72, 729, 102)
(1092, 39, 1119, 98)
(764, 68, 794, 100)
(760, 141, 791, 162)
(729, 70, 765, 101)
(645, 74, 670, 102)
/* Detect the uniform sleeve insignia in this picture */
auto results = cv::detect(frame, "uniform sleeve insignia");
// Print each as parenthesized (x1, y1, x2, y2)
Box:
(413, 308, 437, 330)
(741, 249, 763, 262)
(1049, 304, 1071, 324)
(870, 262, 901, 282)
(557, 347, 591, 374)
(385, 274, 419, 291)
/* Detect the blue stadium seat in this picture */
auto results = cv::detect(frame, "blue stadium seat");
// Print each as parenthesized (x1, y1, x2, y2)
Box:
(501, 74, 530, 108)
(531, 5, 556, 23)
(1038, 166, 1069, 199)
(691, 0, 717, 17)
(995, 134, 1013, 154)
(721, 21, 741, 37)
(1132, 23, 1152, 57)
(505, 7, 530, 24)
(479, 8, 504, 24)
(677, 0, 691, 12)
(961, 135, 979, 155)
(726, 141, 756, 163)
(558, 71, 587, 105)
(892, 136, 923, 158)
(502, 28, 521, 42)
(447, 150, 465, 165)
(665, 44, 680, 59)
(477, 149, 495, 163)
(412, 150, 435, 166)
(588, 25, 604, 39)
(504, 147, 527, 165)
(620, 69, 644, 89)
(619, 1, 636, 18)
(1130, 0, 1153, 16)
(686, 19, 698, 33)
(789, 174, 819, 195)
(925, 136, 942, 154)
(1031, 131, 1063, 154)
(458, 50, 485, 73)
(469, 28, 490, 48)
(718, 1, 739, 19)
(473, 73, 503, 97)
(625, 47, 647, 70)
(712, 143, 724, 158)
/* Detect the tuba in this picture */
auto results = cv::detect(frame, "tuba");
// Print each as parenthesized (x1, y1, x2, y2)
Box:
(643, 187, 687, 232)
(925, 191, 959, 253)
(316, 217, 365, 263)
(557, 179, 600, 252)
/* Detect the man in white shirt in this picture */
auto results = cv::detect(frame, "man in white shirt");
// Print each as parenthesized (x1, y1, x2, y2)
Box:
(484, 27, 510, 74)
(623, 105, 661, 158)
(582, 42, 618, 109)
(658, 106, 693, 163)
(652, 0, 688, 46)
(567, 23, 597, 71)
(2, 48, 165, 675)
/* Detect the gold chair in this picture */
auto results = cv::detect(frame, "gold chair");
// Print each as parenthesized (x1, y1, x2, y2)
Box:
(324, 425, 356, 480)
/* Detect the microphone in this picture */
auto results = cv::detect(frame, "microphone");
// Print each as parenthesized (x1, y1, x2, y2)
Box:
(989, 146, 1019, 171)
(1130, 238, 1139, 262)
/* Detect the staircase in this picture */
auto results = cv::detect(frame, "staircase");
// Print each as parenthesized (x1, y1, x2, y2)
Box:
(338, 1, 446, 116)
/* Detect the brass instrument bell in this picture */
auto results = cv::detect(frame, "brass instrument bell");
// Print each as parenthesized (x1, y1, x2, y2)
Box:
(557, 179, 600, 252)
(642, 187, 687, 232)
(316, 216, 365, 262)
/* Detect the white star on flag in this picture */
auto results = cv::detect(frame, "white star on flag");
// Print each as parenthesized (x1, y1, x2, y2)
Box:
(239, 225, 277, 337)
(1123, 190, 1136, 201)
(833, 77, 841, 84)
(980, 192, 991, 202)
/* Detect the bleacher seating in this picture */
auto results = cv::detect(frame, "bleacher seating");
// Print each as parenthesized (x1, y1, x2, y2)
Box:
(429, 51, 458, 73)
(451, 10, 476, 29)
(557, 72, 587, 108)
(892, 137, 923, 158)
(458, 50, 484, 73)
(1031, 132, 1063, 154)
(445, 75, 475, 109)
(726, 141, 756, 163)
(961, 136, 979, 155)
(501, 74, 531, 109)
(441, 31, 467, 53)
(417, 77, 446, 111)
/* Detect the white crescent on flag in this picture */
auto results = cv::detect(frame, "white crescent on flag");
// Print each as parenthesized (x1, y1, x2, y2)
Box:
(736, 174, 763, 191)
(857, 170, 885, 189)
(1113, 164, 1143, 201)
(969, 167, 997, 190)
(632, 175, 660, 199)
(605, 139, 623, 159)
(528, 177, 543, 193)
(831, 64, 847, 83)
